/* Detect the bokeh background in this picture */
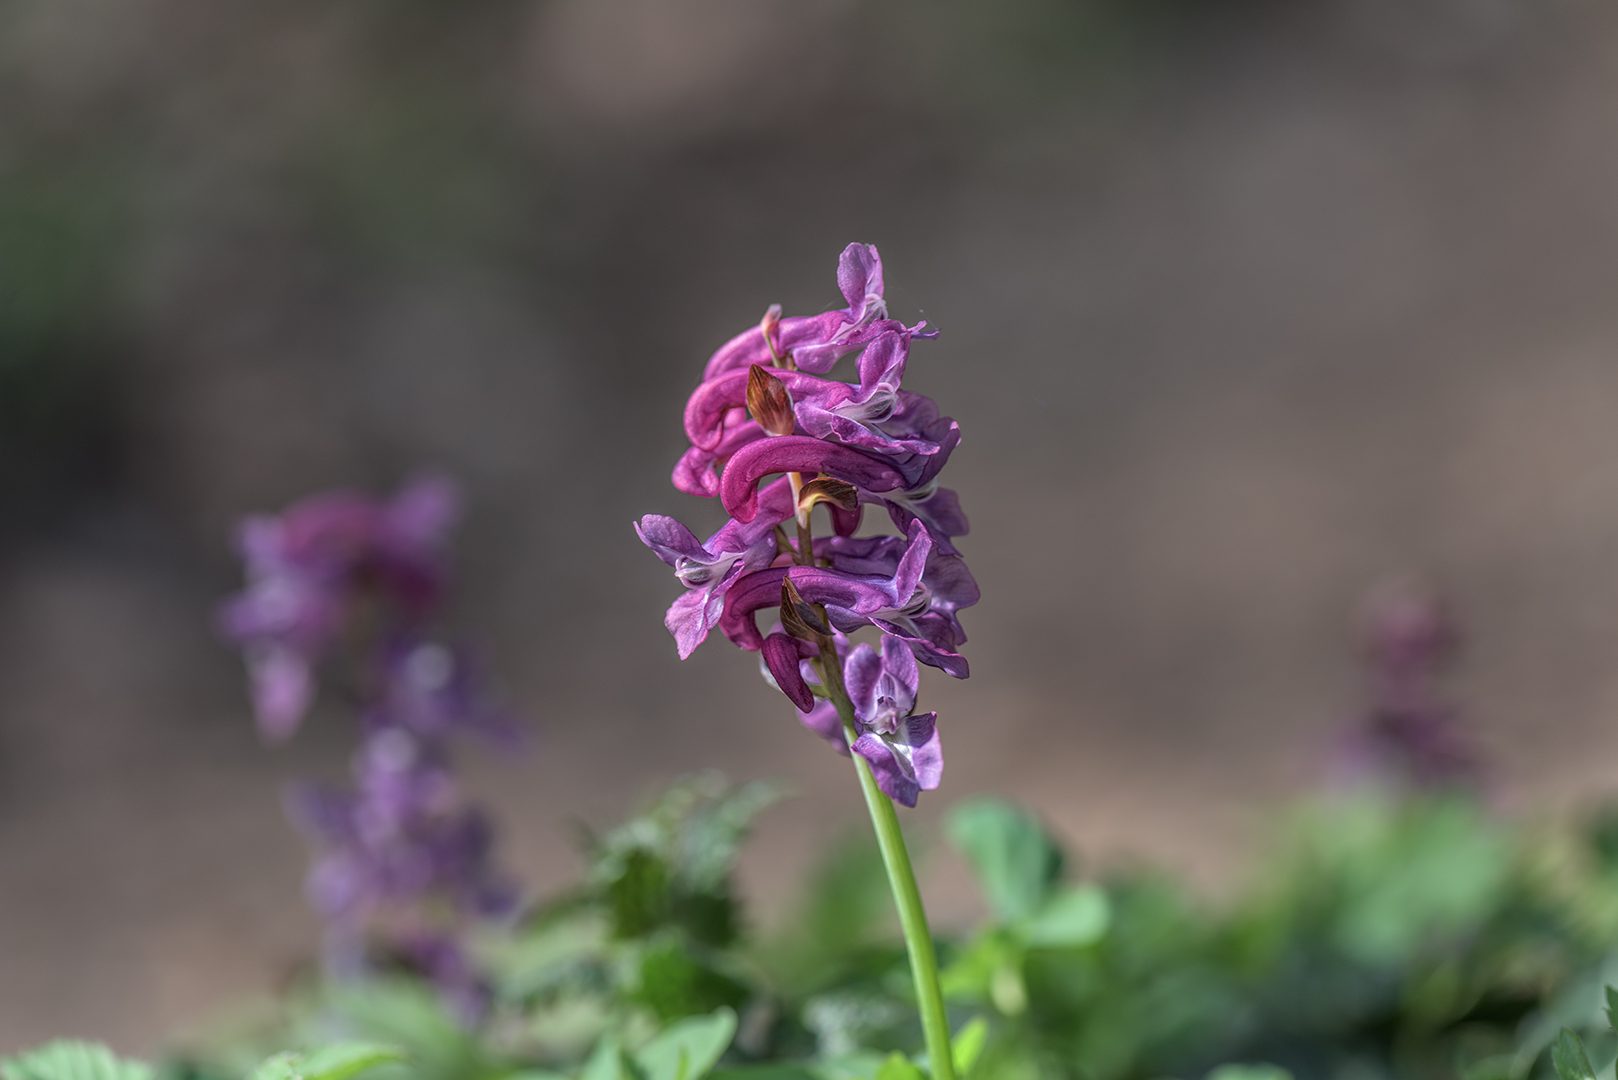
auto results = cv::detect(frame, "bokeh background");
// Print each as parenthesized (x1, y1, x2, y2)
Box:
(6, 0, 1618, 1054)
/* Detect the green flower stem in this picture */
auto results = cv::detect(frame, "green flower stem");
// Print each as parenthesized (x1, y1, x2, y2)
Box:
(819, 653, 957, 1080)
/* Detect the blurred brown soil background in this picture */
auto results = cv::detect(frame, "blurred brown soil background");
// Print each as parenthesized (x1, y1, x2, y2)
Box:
(6, 0, 1618, 1054)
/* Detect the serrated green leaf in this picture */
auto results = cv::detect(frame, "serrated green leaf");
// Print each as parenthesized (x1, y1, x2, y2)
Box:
(1553, 1030, 1597, 1080)
(945, 798, 1063, 923)
(951, 1018, 988, 1075)
(634, 1008, 737, 1080)
(0, 1042, 153, 1080)
(1023, 885, 1110, 947)
(872, 1055, 924, 1080)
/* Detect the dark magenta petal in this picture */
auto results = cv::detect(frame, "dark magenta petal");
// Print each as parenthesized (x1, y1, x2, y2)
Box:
(763, 633, 816, 712)
(672, 419, 765, 497)
(721, 437, 909, 523)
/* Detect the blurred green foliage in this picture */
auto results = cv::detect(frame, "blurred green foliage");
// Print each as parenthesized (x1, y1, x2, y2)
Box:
(88, 775, 1618, 1080)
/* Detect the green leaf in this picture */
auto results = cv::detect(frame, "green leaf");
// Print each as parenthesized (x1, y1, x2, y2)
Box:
(248, 1055, 302, 1080)
(0, 1042, 152, 1080)
(707, 1070, 819, 1080)
(1023, 885, 1110, 947)
(1204, 1066, 1294, 1080)
(248, 1046, 404, 1080)
(1606, 986, 1618, 1033)
(579, 1038, 630, 1080)
(951, 1018, 989, 1075)
(634, 1008, 738, 1080)
(636, 942, 749, 1021)
(1553, 1030, 1597, 1080)
(872, 1055, 924, 1080)
(945, 798, 1063, 923)
(298, 1045, 407, 1080)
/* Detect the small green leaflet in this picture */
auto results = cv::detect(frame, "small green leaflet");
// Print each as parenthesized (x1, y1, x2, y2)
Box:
(1552, 1029, 1597, 1080)
(634, 1007, 738, 1080)
(250, 1044, 406, 1080)
(951, 1018, 988, 1076)
(1203, 1065, 1294, 1080)
(1023, 886, 1110, 948)
(872, 1055, 924, 1080)
(0, 1041, 152, 1080)
(945, 798, 1063, 924)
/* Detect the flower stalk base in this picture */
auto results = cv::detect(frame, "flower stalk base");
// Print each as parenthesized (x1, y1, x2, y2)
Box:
(820, 656, 957, 1080)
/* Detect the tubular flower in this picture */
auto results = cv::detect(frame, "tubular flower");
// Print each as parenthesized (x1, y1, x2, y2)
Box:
(635, 244, 977, 805)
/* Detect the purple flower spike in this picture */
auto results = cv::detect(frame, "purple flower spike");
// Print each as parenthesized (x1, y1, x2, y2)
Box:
(640, 243, 972, 806)
(221, 474, 521, 1023)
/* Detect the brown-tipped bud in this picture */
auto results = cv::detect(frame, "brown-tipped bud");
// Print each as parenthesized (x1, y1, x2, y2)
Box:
(781, 577, 831, 641)
(797, 477, 860, 525)
(747, 364, 795, 436)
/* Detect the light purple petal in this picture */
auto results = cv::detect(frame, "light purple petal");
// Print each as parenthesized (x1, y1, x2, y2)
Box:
(843, 642, 883, 720)
(837, 242, 884, 319)
(634, 515, 710, 566)
(250, 647, 314, 740)
(665, 588, 715, 659)
(801, 699, 849, 754)
(852, 711, 941, 808)
(384, 474, 462, 552)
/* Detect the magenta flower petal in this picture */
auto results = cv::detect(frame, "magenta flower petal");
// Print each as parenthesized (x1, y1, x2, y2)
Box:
(672, 418, 765, 497)
(721, 437, 909, 523)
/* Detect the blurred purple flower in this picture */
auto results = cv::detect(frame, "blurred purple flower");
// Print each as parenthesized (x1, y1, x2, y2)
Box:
(368, 637, 521, 746)
(219, 474, 461, 739)
(1332, 580, 1480, 790)
(221, 474, 519, 1023)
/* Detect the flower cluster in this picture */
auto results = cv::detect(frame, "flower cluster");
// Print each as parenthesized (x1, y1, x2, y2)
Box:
(1334, 580, 1480, 790)
(219, 476, 517, 1021)
(637, 244, 977, 807)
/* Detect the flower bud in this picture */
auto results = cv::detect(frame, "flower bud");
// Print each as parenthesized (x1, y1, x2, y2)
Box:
(780, 576, 831, 642)
(796, 477, 860, 529)
(746, 364, 795, 437)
